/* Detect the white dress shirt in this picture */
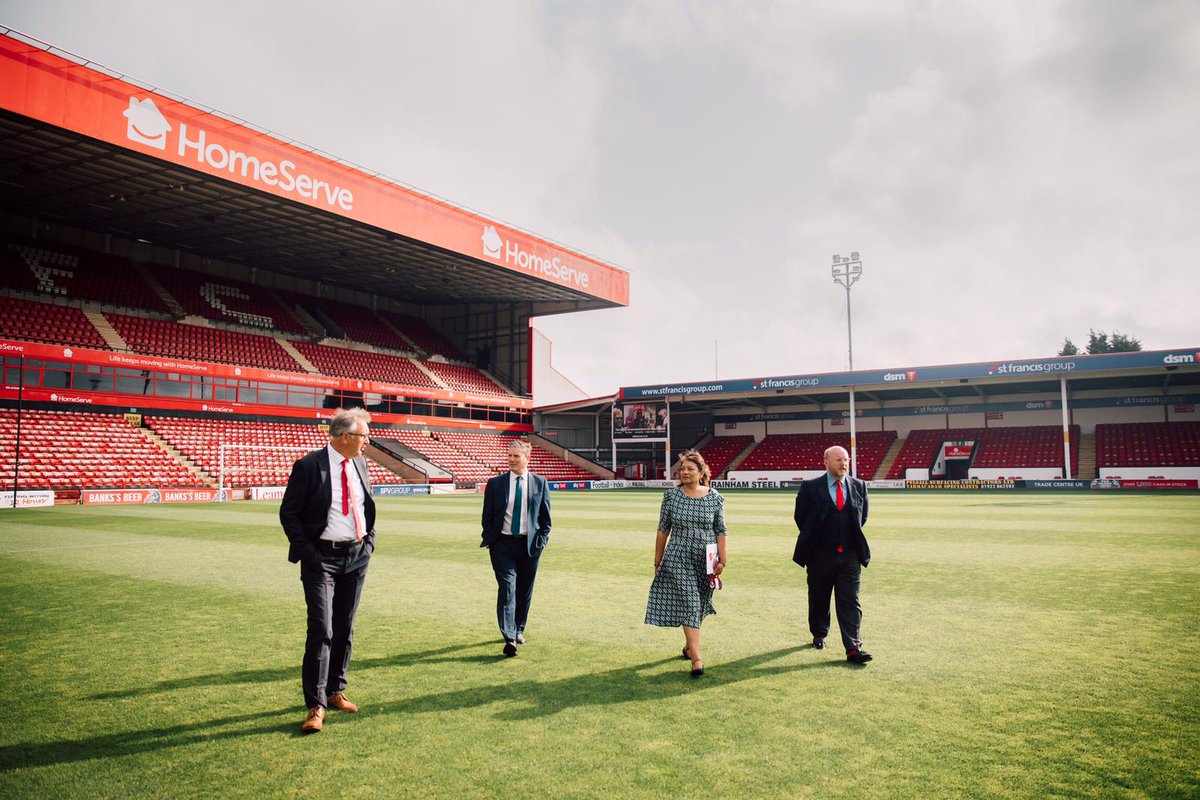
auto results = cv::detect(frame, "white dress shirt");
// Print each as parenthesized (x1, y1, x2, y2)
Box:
(323, 444, 365, 542)
(502, 470, 531, 536)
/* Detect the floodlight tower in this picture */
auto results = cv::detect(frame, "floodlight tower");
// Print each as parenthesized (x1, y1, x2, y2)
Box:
(832, 252, 863, 477)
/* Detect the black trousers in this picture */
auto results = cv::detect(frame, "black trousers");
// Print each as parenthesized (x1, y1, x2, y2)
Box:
(489, 535, 541, 642)
(806, 551, 862, 652)
(300, 541, 370, 709)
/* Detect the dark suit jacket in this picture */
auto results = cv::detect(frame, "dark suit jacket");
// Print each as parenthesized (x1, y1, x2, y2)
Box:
(480, 471, 551, 557)
(279, 447, 376, 564)
(792, 473, 870, 568)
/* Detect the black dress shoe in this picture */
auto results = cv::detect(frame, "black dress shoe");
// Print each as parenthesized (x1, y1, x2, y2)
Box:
(503, 641, 518, 657)
(515, 633, 526, 645)
(681, 646, 690, 660)
(812, 638, 826, 650)
(846, 649, 873, 664)
(690, 660, 704, 678)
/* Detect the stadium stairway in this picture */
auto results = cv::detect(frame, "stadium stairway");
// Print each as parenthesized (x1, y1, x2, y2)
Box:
(133, 262, 188, 317)
(723, 438, 760, 476)
(875, 437, 905, 481)
(276, 337, 319, 373)
(273, 291, 327, 338)
(363, 442, 430, 483)
(136, 426, 217, 486)
(82, 308, 128, 350)
(1077, 433, 1097, 479)
(377, 315, 423, 353)
(528, 433, 614, 478)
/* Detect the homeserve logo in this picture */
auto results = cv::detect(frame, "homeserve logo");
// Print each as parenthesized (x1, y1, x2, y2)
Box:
(480, 225, 590, 290)
(884, 370, 918, 382)
(122, 96, 354, 210)
(988, 360, 1076, 376)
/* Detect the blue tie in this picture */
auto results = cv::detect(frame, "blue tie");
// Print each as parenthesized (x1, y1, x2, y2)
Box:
(512, 476, 523, 536)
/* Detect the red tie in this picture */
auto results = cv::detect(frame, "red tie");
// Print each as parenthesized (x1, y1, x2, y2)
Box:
(341, 458, 351, 516)
(836, 479, 845, 511)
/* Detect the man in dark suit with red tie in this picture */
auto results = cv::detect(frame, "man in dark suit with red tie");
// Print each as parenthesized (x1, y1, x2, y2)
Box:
(480, 439, 552, 657)
(279, 408, 377, 732)
(792, 445, 873, 664)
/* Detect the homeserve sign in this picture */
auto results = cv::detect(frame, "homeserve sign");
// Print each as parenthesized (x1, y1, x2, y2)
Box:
(123, 97, 353, 210)
(481, 225, 590, 290)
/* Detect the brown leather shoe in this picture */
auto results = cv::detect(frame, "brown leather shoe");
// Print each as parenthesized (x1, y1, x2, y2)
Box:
(301, 706, 325, 733)
(327, 692, 358, 713)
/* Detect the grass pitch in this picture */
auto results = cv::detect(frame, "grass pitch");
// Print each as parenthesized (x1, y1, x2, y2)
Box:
(0, 490, 1197, 799)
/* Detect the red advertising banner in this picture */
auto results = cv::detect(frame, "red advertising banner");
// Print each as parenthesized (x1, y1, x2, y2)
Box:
(81, 487, 227, 505)
(0, 34, 629, 307)
(945, 444, 974, 458)
(1117, 479, 1198, 490)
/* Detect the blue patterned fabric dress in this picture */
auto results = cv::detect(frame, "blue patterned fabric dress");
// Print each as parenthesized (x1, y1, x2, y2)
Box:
(644, 487, 727, 628)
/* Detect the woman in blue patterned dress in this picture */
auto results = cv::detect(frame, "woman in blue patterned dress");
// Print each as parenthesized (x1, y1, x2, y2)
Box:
(644, 449, 727, 677)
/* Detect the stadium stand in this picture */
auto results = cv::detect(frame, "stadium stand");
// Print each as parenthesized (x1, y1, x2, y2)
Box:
(434, 432, 596, 480)
(886, 425, 1080, 478)
(1096, 422, 1200, 467)
(1, 409, 199, 489)
(737, 431, 897, 480)
(386, 429, 495, 485)
(698, 434, 755, 478)
(0, 295, 109, 350)
(2, 239, 167, 312)
(106, 313, 302, 372)
(145, 417, 397, 487)
(379, 312, 465, 360)
(292, 341, 439, 387)
(148, 265, 306, 334)
(421, 360, 512, 396)
(283, 292, 413, 351)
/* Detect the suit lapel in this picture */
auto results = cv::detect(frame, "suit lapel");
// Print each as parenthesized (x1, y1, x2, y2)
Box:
(318, 448, 332, 509)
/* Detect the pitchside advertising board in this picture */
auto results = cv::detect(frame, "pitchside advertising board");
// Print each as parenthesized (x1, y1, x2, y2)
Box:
(542, 479, 1198, 491)
(0, 34, 628, 307)
(620, 349, 1200, 399)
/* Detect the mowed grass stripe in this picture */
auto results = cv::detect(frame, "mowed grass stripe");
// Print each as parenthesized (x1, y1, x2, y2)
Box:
(0, 491, 1196, 799)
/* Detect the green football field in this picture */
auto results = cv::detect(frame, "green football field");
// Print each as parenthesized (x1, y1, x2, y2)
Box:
(1, 490, 1197, 799)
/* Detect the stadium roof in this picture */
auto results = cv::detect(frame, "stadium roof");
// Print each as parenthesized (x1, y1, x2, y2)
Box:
(0, 29, 629, 314)
(539, 348, 1200, 415)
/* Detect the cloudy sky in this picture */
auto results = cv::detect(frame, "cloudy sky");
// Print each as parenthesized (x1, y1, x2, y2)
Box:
(3, 1, 1198, 396)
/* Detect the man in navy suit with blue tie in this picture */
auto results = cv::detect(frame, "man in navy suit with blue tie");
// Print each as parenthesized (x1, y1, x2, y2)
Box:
(480, 439, 552, 657)
(792, 445, 873, 664)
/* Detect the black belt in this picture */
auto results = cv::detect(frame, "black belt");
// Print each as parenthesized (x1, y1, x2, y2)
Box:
(319, 539, 361, 552)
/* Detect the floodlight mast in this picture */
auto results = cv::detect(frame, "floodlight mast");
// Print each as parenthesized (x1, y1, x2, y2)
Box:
(832, 253, 863, 478)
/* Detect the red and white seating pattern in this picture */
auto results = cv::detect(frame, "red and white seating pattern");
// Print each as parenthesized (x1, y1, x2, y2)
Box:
(0, 409, 198, 489)
(150, 265, 305, 333)
(2, 240, 167, 312)
(106, 313, 302, 372)
(0, 295, 109, 350)
(146, 417, 397, 487)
